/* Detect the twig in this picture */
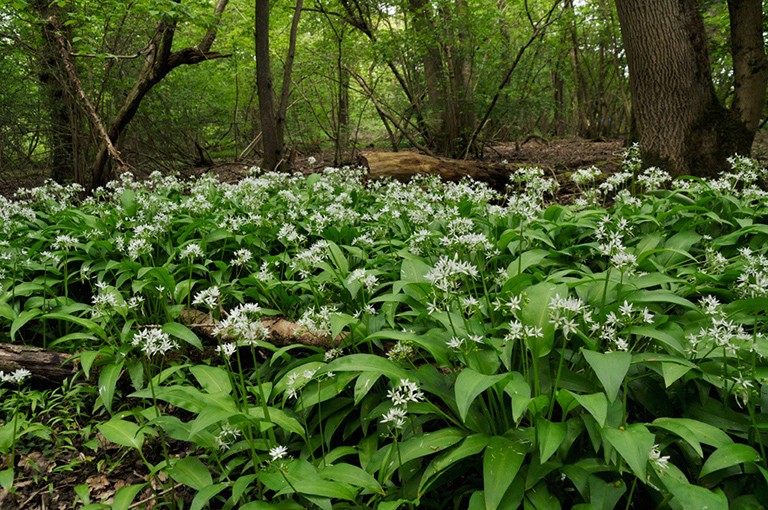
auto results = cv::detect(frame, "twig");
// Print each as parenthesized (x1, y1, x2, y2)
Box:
(127, 483, 183, 510)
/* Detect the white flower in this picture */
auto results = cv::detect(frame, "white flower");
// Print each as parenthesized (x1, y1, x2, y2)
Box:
(193, 286, 220, 310)
(215, 423, 241, 450)
(216, 343, 238, 358)
(180, 243, 203, 259)
(307, 156, 317, 165)
(380, 407, 407, 429)
(131, 328, 179, 357)
(270, 445, 289, 461)
(649, 444, 670, 470)
(231, 248, 253, 266)
(386, 379, 424, 408)
(324, 348, 343, 362)
(0, 368, 32, 384)
(52, 234, 78, 250)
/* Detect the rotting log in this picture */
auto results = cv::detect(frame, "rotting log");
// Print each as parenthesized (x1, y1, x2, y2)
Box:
(358, 151, 510, 192)
(180, 307, 341, 348)
(0, 343, 75, 384)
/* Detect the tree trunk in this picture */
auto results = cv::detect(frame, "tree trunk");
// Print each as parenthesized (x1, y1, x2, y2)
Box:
(565, 0, 589, 137)
(728, 0, 768, 134)
(0, 344, 75, 384)
(255, 0, 283, 172)
(614, 0, 752, 179)
(34, 1, 79, 184)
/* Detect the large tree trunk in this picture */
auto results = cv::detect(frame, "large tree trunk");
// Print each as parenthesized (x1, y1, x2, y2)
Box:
(728, 0, 768, 135)
(614, 0, 754, 179)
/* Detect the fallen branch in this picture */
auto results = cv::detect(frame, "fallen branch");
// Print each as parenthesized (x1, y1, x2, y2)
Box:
(0, 343, 75, 384)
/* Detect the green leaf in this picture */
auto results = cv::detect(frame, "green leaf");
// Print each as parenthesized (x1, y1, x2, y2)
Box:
(190, 484, 227, 510)
(321, 354, 411, 382)
(506, 249, 550, 277)
(699, 443, 761, 478)
(163, 322, 202, 350)
(41, 312, 107, 340)
(572, 393, 608, 427)
(189, 405, 236, 438)
(581, 350, 631, 402)
(0, 468, 13, 490)
(190, 365, 232, 394)
(98, 361, 124, 414)
(278, 477, 357, 501)
(601, 424, 655, 480)
(652, 418, 732, 453)
(120, 188, 137, 216)
(455, 369, 510, 423)
(111, 483, 147, 510)
(11, 309, 41, 342)
(98, 418, 145, 449)
(662, 475, 728, 510)
(483, 436, 527, 510)
(536, 416, 567, 463)
(169, 455, 213, 491)
(354, 372, 382, 405)
(521, 282, 567, 357)
(320, 463, 384, 495)
(419, 434, 490, 496)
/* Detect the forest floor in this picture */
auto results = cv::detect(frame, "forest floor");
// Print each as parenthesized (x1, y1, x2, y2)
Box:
(0, 137, 625, 200)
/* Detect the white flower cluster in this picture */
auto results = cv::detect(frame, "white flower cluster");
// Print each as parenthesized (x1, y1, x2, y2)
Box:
(285, 367, 319, 399)
(637, 167, 671, 192)
(347, 268, 378, 292)
(231, 248, 253, 266)
(424, 254, 478, 294)
(180, 243, 203, 259)
(571, 166, 602, 186)
(548, 294, 589, 338)
(289, 240, 329, 278)
(735, 248, 768, 299)
(296, 305, 334, 337)
(215, 423, 241, 450)
(596, 300, 654, 352)
(193, 286, 220, 310)
(381, 379, 424, 430)
(0, 368, 32, 384)
(131, 328, 179, 357)
(649, 444, 670, 470)
(52, 234, 79, 251)
(387, 341, 414, 362)
(213, 303, 270, 353)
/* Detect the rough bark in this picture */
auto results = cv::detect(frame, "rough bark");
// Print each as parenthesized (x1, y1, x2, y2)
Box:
(255, 0, 283, 172)
(34, 0, 80, 184)
(728, 0, 768, 134)
(614, 0, 754, 178)
(0, 344, 75, 384)
(359, 151, 509, 192)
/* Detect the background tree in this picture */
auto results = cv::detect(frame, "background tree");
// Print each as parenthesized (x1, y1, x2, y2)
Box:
(614, 0, 767, 178)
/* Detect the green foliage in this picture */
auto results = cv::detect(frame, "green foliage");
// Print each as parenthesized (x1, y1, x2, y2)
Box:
(2, 153, 768, 507)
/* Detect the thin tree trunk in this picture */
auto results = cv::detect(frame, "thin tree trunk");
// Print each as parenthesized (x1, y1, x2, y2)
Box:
(255, 0, 282, 172)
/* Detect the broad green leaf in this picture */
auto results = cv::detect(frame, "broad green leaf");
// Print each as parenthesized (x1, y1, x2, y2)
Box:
(111, 483, 147, 510)
(601, 424, 655, 480)
(0, 468, 13, 490)
(98, 418, 145, 449)
(354, 372, 381, 405)
(625, 290, 696, 311)
(247, 406, 305, 436)
(419, 434, 490, 496)
(572, 393, 608, 428)
(190, 484, 227, 510)
(321, 354, 411, 382)
(455, 369, 510, 423)
(327, 240, 348, 275)
(41, 312, 107, 340)
(169, 455, 213, 491)
(587, 475, 625, 510)
(367, 428, 466, 475)
(120, 188, 137, 216)
(699, 443, 761, 478)
(521, 282, 567, 357)
(320, 463, 384, 495)
(190, 365, 232, 394)
(162, 322, 202, 350)
(652, 418, 732, 451)
(98, 361, 124, 414)
(330, 313, 357, 340)
(582, 350, 631, 402)
(506, 249, 550, 277)
(536, 416, 567, 463)
(189, 405, 236, 438)
(278, 478, 357, 501)
(662, 475, 728, 510)
(483, 436, 527, 510)
(11, 309, 41, 342)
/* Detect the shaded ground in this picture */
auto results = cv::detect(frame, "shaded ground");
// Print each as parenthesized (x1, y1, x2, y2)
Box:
(0, 137, 624, 200)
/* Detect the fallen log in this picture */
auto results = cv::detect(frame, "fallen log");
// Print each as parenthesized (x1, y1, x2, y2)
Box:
(0, 343, 75, 384)
(358, 151, 510, 192)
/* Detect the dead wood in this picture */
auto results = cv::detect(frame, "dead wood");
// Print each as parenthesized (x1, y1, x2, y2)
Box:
(0, 343, 75, 384)
(358, 151, 509, 192)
